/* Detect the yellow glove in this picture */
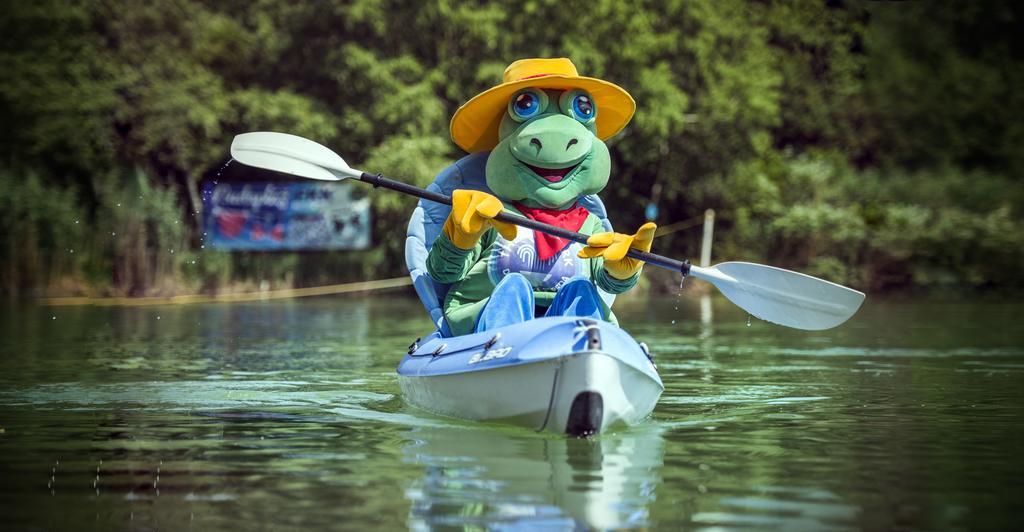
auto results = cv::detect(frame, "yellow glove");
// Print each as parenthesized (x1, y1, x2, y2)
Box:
(442, 189, 518, 249)
(577, 222, 657, 280)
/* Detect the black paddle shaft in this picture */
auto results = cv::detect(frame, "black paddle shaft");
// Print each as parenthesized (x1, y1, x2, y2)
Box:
(358, 172, 692, 275)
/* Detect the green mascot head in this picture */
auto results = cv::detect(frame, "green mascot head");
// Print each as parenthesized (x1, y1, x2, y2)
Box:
(450, 58, 635, 210)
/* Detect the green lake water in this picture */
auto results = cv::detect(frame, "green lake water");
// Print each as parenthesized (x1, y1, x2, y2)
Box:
(1, 294, 1021, 530)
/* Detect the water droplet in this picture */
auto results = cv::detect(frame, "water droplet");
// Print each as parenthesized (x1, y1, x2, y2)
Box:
(51, 316, 56, 320)
(746, 315, 752, 327)
(156, 316, 161, 320)
(671, 319, 676, 324)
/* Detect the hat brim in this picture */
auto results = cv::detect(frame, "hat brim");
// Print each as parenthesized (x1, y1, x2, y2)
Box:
(450, 75, 636, 153)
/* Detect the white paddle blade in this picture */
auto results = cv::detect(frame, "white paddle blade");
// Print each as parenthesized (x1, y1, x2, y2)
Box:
(690, 261, 865, 330)
(230, 132, 360, 181)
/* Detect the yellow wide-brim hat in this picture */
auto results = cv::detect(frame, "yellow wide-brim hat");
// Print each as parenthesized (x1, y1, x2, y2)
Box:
(450, 58, 636, 153)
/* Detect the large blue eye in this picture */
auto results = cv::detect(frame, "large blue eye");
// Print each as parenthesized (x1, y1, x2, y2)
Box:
(508, 89, 546, 122)
(560, 90, 596, 123)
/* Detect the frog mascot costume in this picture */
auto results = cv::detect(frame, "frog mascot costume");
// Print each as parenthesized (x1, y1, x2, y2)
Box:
(420, 58, 656, 336)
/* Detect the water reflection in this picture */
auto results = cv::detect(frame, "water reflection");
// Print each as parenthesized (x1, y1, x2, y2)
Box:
(403, 424, 665, 530)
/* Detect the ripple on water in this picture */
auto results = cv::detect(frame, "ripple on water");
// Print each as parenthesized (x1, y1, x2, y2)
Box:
(0, 380, 392, 412)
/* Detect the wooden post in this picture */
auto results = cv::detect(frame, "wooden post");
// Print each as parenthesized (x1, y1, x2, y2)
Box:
(699, 209, 715, 268)
(699, 209, 715, 330)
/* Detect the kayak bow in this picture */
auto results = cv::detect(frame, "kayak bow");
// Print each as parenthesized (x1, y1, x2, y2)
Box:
(398, 316, 663, 436)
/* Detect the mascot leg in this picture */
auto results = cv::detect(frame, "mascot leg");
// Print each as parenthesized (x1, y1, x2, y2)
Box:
(474, 273, 535, 333)
(544, 276, 605, 321)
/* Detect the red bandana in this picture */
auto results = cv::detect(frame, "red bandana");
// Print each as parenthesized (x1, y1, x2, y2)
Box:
(511, 202, 590, 261)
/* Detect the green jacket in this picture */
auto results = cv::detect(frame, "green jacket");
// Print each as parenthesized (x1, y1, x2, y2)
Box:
(426, 205, 639, 336)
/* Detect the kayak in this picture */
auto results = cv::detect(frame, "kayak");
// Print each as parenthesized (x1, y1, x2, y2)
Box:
(398, 316, 663, 436)
(401, 153, 661, 435)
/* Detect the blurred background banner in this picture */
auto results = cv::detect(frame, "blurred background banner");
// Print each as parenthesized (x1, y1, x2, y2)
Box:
(202, 181, 370, 251)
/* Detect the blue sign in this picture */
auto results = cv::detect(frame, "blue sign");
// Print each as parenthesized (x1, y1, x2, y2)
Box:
(201, 181, 371, 250)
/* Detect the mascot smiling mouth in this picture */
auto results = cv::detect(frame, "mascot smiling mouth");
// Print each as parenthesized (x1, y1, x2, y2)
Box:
(525, 163, 578, 183)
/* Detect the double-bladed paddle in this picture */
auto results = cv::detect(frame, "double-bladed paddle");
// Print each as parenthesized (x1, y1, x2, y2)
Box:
(230, 131, 865, 330)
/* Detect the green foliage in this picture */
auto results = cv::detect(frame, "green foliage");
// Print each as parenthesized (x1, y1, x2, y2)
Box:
(1, 0, 1022, 296)
(91, 168, 189, 295)
(181, 249, 233, 293)
(861, 1, 1024, 175)
(719, 155, 1024, 290)
(0, 169, 89, 295)
(0, 1, 120, 174)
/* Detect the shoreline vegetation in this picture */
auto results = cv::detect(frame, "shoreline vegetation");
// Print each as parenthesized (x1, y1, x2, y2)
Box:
(3, 1, 1022, 300)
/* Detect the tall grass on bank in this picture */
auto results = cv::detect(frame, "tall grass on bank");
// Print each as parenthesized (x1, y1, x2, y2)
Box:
(1, 167, 190, 297)
(91, 168, 189, 295)
(0, 169, 88, 296)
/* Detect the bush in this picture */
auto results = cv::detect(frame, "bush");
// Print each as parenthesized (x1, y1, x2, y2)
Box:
(718, 154, 1024, 292)
(0, 169, 88, 296)
(91, 168, 189, 295)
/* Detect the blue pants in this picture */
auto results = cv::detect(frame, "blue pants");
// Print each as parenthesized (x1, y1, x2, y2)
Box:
(474, 274, 604, 333)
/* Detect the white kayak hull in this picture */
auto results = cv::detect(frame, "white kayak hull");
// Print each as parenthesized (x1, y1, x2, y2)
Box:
(398, 317, 663, 436)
